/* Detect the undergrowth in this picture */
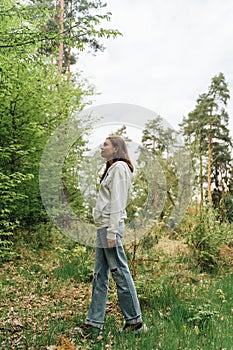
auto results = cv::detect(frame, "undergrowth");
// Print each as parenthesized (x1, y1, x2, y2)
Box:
(0, 227, 232, 350)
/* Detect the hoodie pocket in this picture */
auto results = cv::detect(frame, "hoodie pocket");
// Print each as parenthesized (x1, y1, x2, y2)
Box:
(93, 203, 110, 224)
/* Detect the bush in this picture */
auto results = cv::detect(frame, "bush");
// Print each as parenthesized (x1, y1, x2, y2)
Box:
(181, 208, 231, 271)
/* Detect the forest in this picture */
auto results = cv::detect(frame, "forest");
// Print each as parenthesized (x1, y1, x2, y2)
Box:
(0, 1, 232, 349)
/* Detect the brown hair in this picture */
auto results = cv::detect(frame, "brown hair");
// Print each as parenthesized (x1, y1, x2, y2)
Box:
(100, 136, 134, 183)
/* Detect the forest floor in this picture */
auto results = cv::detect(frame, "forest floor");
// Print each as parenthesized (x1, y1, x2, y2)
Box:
(0, 231, 233, 350)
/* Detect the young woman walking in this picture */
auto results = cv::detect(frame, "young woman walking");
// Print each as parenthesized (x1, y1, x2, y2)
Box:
(78, 136, 147, 338)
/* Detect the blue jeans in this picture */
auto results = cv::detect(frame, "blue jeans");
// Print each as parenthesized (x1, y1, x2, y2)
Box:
(86, 223, 142, 329)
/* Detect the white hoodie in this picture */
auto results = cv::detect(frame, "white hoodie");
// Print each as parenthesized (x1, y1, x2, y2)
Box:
(93, 161, 133, 240)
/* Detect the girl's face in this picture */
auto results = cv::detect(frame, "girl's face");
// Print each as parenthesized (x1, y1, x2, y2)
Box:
(101, 138, 117, 160)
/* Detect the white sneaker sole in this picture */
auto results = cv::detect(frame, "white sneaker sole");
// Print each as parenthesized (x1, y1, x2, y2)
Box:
(120, 323, 148, 334)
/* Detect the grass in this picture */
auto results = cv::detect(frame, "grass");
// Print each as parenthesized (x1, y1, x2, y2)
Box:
(0, 231, 232, 350)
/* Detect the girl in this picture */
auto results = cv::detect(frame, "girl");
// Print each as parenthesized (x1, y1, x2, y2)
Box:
(78, 136, 147, 338)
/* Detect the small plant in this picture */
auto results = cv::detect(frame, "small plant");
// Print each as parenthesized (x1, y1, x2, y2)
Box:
(187, 303, 219, 327)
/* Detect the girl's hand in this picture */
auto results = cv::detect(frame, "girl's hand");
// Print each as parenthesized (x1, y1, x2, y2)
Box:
(107, 239, 116, 249)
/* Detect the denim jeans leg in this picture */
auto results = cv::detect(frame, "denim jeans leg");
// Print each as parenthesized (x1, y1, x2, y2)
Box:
(86, 225, 142, 327)
(104, 238, 142, 324)
(86, 244, 110, 328)
(99, 224, 142, 325)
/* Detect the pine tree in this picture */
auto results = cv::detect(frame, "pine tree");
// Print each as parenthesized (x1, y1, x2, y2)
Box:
(180, 73, 232, 215)
(28, 0, 121, 74)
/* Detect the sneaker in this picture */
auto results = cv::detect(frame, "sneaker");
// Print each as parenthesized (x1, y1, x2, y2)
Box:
(75, 324, 102, 338)
(122, 322, 148, 334)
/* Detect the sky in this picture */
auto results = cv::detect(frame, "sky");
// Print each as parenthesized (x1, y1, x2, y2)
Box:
(77, 0, 233, 142)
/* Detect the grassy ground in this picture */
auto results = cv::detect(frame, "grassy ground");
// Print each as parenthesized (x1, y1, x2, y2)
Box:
(0, 231, 232, 350)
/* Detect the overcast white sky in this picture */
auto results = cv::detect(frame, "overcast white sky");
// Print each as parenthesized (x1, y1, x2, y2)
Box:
(78, 0, 233, 139)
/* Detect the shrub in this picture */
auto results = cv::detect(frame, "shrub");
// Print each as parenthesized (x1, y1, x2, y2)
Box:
(181, 208, 231, 271)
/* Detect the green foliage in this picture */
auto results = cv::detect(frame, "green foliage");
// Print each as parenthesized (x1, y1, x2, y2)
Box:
(0, 42, 89, 254)
(0, 172, 34, 259)
(133, 115, 186, 226)
(182, 208, 231, 271)
(53, 244, 94, 282)
(223, 192, 233, 223)
(0, 0, 121, 258)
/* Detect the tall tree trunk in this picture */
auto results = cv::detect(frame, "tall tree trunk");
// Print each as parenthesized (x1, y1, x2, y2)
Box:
(57, 0, 64, 75)
(199, 152, 204, 208)
(219, 162, 226, 220)
(50, 1, 57, 69)
(207, 106, 213, 205)
(67, 0, 73, 84)
(67, 47, 71, 83)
